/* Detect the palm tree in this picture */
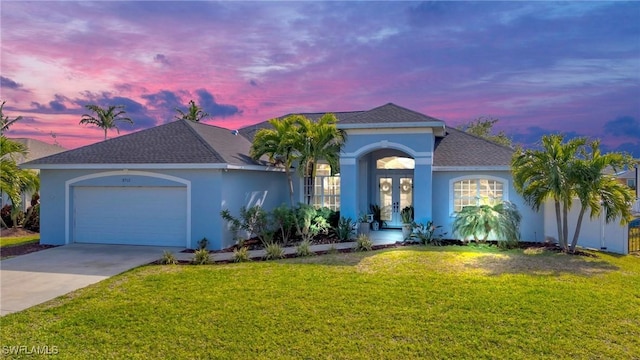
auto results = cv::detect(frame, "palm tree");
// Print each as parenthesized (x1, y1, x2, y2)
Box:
(295, 113, 346, 204)
(175, 100, 209, 122)
(568, 140, 635, 252)
(0, 136, 39, 228)
(511, 134, 585, 251)
(0, 100, 22, 134)
(451, 202, 521, 247)
(250, 115, 302, 208)
(79, 104, 133, 140)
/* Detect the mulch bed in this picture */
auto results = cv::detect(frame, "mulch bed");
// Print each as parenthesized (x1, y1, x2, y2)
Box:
(0, 228, 57, 259)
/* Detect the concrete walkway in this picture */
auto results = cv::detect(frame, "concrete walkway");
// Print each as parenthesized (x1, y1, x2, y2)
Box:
(0, 244, 183, 316)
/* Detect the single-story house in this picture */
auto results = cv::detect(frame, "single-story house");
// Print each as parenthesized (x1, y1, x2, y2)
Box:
(1, 138, 66, 211)
(23, 103, 545, 250)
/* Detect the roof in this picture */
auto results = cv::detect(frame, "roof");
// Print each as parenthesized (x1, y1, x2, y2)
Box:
(22, 120, 261, 167)
(239, 103, 445, 141)
(9, 138, 66, 164)
(433, 127, 514, 167)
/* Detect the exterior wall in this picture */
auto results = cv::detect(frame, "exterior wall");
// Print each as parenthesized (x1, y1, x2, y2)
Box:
(38, 168, 285, 250)
(543, 199, 630, 254)
(340, 130, 434, 223)
(432, 171, 544, 242)
(219, 170, 288, 249)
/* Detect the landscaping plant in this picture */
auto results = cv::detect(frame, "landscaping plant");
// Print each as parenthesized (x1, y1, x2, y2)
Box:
(409, 221, 446, 246)
(160, 250, 178, 265)
(264, 242, 285, 260)
(335, 216, 354, 242)
(221, 205, 271, 246)
(452, 201, 521, 247)
(271, 204, 296, 245)
(355, 234, 373, 251)
(296, 204, 329, 242)
(232, 247, 251, 262)
(192, 248, 210, 265)
(296, 239, 314, 257)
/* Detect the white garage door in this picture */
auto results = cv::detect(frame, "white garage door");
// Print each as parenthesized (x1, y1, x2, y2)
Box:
(73, 186, 187, 247)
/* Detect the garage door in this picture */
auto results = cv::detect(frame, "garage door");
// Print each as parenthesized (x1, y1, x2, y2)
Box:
(73, 186, 187, 247)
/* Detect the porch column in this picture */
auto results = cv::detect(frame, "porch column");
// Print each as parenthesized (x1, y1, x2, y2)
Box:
(339, 156, 358, 221)
(413, 157, 432, 223)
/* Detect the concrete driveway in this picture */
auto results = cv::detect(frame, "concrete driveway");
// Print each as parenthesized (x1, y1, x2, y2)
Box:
(0, 244, 183, 316)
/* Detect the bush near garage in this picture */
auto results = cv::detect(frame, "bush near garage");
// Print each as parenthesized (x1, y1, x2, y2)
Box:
(1, 204, 25, 228)
(23, 204, 40, 232)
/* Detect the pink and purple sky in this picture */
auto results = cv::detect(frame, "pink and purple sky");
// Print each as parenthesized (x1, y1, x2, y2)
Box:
(1, 1, 639, 156)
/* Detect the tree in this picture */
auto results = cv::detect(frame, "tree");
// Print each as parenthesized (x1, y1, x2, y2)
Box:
(568, 140, 635, 252)
(295, 113, 346, 204)
(512, 134, 585, 251)
(1, 100, 23, 134)
(175, 100, 209, 122)
(250, 115, 302, 208)
(79, 104, 133, 140)
(0, 136, 39, 228)
(458, 116, 512, 147)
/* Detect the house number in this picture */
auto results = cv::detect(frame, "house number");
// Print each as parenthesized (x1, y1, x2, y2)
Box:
(122, 178, 131, 183)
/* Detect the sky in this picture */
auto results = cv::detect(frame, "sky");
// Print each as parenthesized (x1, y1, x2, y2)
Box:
(1, 1, 639, 157)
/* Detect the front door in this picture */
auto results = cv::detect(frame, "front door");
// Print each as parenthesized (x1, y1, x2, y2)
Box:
(378, 175, 413, 228)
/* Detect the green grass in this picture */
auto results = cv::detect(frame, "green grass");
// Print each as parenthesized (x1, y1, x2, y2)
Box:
(0, 234, 39, 248)
(1, 246, 639, 359)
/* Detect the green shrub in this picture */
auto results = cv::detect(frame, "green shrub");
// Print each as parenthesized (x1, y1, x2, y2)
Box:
(221, 205, 271, 245)
(264, 242, 285, 260)
(23, 204, 40, 232)
(192, 248, 210, 265)
(355, 234, 373, 252)
(232, 247, 251, 262)
(452, 202, 522, 244)
(160, 250, 178, 265)
(272, 204, 296, 245)
(296, 239, 314, 257)
(197, 237, 209, 250)
(408, 221, 446, 246)
(1, 204, 24, 228)
(335, 216, 354, 242)
(296, 204, 329, 242)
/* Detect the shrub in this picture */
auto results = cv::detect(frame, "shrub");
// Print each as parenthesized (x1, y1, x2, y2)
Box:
(264, 242, 285, 260)
(272, 204, 296, 245)
(355, 234, 373, 252)
(296, 204, 329, 242)
(452, 202, 522, 244)
(296, 239, 314, 257)
(1, 204, 24, 228)
(335, 216, 354, 242)
(197, 237, 209, 250)
(408, 221, 447, 246)
(160, 250, 178, 265)
(233, 247, 251, 262)
(221, 205, 271, 245)
(192, 248, 211, 265)
(23, 204, 40, 232)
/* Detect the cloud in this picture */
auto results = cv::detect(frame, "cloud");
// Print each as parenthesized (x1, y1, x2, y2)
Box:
(153, 54, 170, 66)
(603, 116, 640, 138)
(1, 76, 23, 90)
(195, 89, 241, 118)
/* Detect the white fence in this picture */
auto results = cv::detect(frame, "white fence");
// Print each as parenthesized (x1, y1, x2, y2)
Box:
(543, 199, 636, 254)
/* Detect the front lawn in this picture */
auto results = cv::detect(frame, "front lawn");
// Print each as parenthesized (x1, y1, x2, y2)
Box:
(0, 234, 39, 248)
(1, 246, 638, 359)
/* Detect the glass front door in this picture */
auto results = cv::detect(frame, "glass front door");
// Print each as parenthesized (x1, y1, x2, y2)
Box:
(378, 175, 413, 228)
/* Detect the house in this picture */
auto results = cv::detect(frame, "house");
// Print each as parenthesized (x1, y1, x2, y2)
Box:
(1, 138, 66, 211)
(22, 103, 544, 250)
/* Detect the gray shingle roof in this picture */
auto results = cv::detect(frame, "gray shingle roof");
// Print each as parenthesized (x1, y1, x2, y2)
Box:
(239, 111, 360, 142)
(433, 127, 514, 167)
(9, 138, 66, 164)
(23, 120, 260, 166)
(337, 103, 444, 125)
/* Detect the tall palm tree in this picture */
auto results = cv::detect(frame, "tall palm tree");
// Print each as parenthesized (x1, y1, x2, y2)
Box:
(79, 104, 133, 140)
(250, 115, 302, 208)
(0, 101, 22, 134)
(569, 140, 634, 252)
(175, 100, 209, 122)
(511, 134, 585, 250)
(0, 136, 39, 228)
(295, 113, 346, 204)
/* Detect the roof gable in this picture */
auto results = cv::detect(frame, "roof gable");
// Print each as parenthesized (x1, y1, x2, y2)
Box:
(9, 138, 66, 164)
(337, 103, 444, 126)
(23, 120, 259, 166)
(433, 127, 514, 167)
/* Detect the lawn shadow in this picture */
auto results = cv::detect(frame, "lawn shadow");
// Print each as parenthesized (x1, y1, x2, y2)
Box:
(465, 251, 620, 277)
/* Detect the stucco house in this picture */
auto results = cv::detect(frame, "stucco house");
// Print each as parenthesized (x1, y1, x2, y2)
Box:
(22, 103, 544, 250)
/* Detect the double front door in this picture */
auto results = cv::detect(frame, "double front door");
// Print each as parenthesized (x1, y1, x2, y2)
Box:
(378, 175, 413, 228)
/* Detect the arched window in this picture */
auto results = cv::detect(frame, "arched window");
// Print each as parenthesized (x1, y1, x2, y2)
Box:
(376, 156, 415, 170)
(450, 176, 508, 213)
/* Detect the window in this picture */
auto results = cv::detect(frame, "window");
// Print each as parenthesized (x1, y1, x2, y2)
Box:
(451, 177, 506, 213)
(303, 164, 340, 210)
(376, 156, 415, 170)
(627, 179, 636, 190)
